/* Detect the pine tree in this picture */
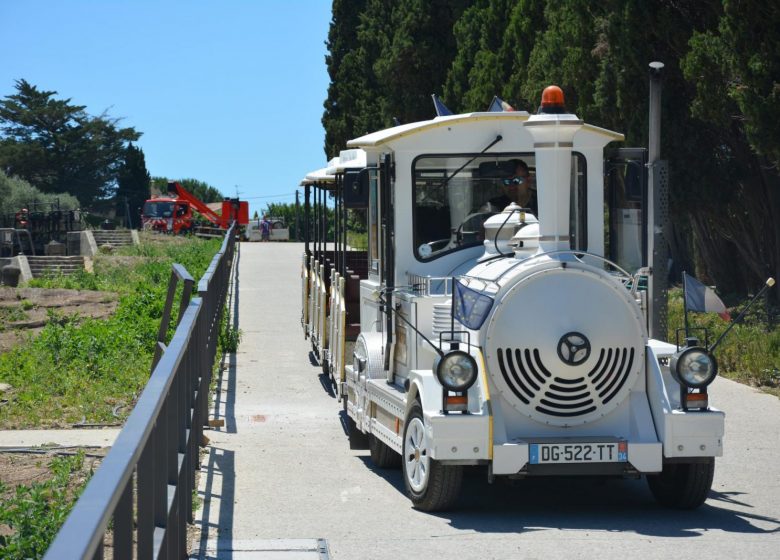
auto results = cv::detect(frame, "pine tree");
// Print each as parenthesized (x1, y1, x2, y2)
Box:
(0, 79, 141, 205)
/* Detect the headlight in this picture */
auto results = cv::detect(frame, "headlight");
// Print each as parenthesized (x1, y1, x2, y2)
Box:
(435, 350, 478, 391)
(670, 346, 718, 388)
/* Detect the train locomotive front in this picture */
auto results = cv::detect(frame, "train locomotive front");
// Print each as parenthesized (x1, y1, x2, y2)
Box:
(477, 258, 646, 432)
(303, 85, 725, 512)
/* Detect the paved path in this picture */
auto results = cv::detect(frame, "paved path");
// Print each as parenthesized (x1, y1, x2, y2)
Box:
(192, 241, 780, 560)
(0, 428, 120, 449)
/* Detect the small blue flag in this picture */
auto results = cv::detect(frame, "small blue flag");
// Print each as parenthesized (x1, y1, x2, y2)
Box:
(432, 94, 453, 117)
(453, 278, 494, 330)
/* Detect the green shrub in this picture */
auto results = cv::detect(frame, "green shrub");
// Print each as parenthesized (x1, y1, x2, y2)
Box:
(0, 452, 90, 558)
(219, 315, 242, 353)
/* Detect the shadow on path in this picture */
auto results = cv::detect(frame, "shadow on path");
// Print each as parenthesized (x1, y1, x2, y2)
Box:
(192, 446, 236, 560)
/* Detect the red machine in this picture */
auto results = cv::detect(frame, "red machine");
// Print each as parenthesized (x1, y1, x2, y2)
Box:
(141, 181, 249, 234)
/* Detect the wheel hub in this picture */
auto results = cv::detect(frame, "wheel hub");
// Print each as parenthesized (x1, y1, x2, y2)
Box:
(405, 417, 429, 493)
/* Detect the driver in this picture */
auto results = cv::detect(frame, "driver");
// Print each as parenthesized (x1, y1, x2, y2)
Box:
(486, 159, 534, 210)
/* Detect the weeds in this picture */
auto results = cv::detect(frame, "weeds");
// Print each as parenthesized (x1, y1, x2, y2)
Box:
(0, 452, 91, 558)
(219, 314, 242, 354)
(0, 237, 222, 427)
(0, 306, 27, 327)
(667, 288, 780, 391)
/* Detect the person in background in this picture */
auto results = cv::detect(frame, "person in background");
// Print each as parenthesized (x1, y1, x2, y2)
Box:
(260, 215, 271, 241)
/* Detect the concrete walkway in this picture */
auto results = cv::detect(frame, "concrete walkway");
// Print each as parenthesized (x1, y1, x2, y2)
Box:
(0, 428, 120, 449)
(190, 241, 780, 560)
(191, 241, 344, 559)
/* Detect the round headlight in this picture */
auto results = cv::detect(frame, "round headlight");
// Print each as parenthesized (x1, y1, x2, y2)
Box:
(435, 350, 478, 391)
(670, 346, 718, 388)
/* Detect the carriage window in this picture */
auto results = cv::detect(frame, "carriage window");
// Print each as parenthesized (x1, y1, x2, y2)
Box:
(367, 169, 381, 276)
(412, 153, 586, 261)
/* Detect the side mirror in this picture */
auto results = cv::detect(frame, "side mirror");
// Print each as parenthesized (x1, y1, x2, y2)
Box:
(343, 169, 372, 208)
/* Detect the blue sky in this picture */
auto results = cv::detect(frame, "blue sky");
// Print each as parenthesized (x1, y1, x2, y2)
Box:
(0, 0, 332, 217)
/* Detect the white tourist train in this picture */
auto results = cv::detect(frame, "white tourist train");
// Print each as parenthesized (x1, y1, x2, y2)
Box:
(300, 82, 724, 511)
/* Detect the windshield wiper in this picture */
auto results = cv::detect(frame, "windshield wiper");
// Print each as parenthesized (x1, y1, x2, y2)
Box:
(436, 135, 503, 190)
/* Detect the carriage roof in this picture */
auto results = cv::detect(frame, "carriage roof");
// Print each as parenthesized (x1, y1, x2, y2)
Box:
(299, 157, 338, 187)
(326, 148, 369, 174)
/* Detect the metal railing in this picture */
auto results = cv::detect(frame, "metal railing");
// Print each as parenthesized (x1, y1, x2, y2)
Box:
(44, 224, 236, 560)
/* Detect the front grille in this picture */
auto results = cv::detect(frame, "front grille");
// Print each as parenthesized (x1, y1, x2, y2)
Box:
(497, 346, 635, 418)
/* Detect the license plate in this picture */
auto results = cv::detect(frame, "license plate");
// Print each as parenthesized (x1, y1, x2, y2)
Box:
(529, 441, 627, 464)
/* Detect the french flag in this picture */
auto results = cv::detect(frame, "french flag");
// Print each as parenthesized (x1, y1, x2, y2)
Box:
(683, 272, 731, 321)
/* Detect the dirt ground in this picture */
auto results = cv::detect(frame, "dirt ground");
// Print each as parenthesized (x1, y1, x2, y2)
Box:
(0, 287, 118, 354)
(0, 235, 207, 550)
(0, 265, 123, 547)
(0, 450, 105, 541)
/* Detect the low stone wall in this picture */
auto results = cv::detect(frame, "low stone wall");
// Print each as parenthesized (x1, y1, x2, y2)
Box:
(0, 255, 32, 286)
(66, 231, 98, 257)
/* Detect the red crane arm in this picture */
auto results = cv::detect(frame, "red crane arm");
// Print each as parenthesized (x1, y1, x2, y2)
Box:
(168, 182, 225, 227)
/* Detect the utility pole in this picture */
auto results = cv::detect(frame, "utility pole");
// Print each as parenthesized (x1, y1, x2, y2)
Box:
(647, 61, 669, 341)
(295, 190, 300, 241)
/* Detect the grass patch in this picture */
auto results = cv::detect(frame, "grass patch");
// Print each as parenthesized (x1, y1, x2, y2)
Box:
(346, 231, 368, 251)
(219, 317, 242, 354)
(0, 236, 223, 428)
(667, 287, 780, 393)
(0, 452, 92, 558)
(0, 306, 28, 327)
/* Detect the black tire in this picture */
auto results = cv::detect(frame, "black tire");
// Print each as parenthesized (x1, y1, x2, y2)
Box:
(322, 357, 330, 377)
(402, 402, 462, 511)
(346, 410, 369, 450)
(331, 370, 338, 393)
(369, 434, 401, 469)
(647, 458, 715, 509)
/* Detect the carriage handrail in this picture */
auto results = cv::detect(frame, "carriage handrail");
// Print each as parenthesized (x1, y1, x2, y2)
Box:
(44, 223, 236, 559)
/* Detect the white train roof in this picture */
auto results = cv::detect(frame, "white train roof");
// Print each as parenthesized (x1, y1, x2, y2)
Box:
(346, 111, 623, 150)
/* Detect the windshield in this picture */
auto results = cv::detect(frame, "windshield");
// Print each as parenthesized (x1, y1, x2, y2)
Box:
(412, 153, 586, 260)
(143, 201, 174, 218)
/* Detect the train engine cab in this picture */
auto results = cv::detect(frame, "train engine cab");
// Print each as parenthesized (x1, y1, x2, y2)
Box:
(311, 87, 724, 511)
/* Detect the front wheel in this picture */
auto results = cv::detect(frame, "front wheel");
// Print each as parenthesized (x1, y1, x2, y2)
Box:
(402, 403, 462, 511)
(647, 458, 715, 509)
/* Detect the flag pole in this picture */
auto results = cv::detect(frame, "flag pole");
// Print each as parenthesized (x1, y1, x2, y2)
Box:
(450, 276, 455, 347)
(709, 277, 776, 353)
(682, 271, 690, 339)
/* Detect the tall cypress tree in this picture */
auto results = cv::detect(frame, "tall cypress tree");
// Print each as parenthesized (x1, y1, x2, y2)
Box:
(116, 144, 150, 229)
(322, 0, 369, 158)
(375, 0, 468, 122)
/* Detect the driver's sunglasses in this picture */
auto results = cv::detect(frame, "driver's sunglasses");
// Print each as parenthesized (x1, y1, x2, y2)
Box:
(502, 177, 525, 186)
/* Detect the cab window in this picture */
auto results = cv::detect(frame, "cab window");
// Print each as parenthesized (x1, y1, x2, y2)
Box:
(412, 153, 586, 261)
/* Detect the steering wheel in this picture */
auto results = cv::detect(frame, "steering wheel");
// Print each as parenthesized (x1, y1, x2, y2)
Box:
(454, 211, 495, 242)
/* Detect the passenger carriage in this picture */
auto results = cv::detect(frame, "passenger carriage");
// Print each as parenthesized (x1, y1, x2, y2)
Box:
(300, 84, 724, 511)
